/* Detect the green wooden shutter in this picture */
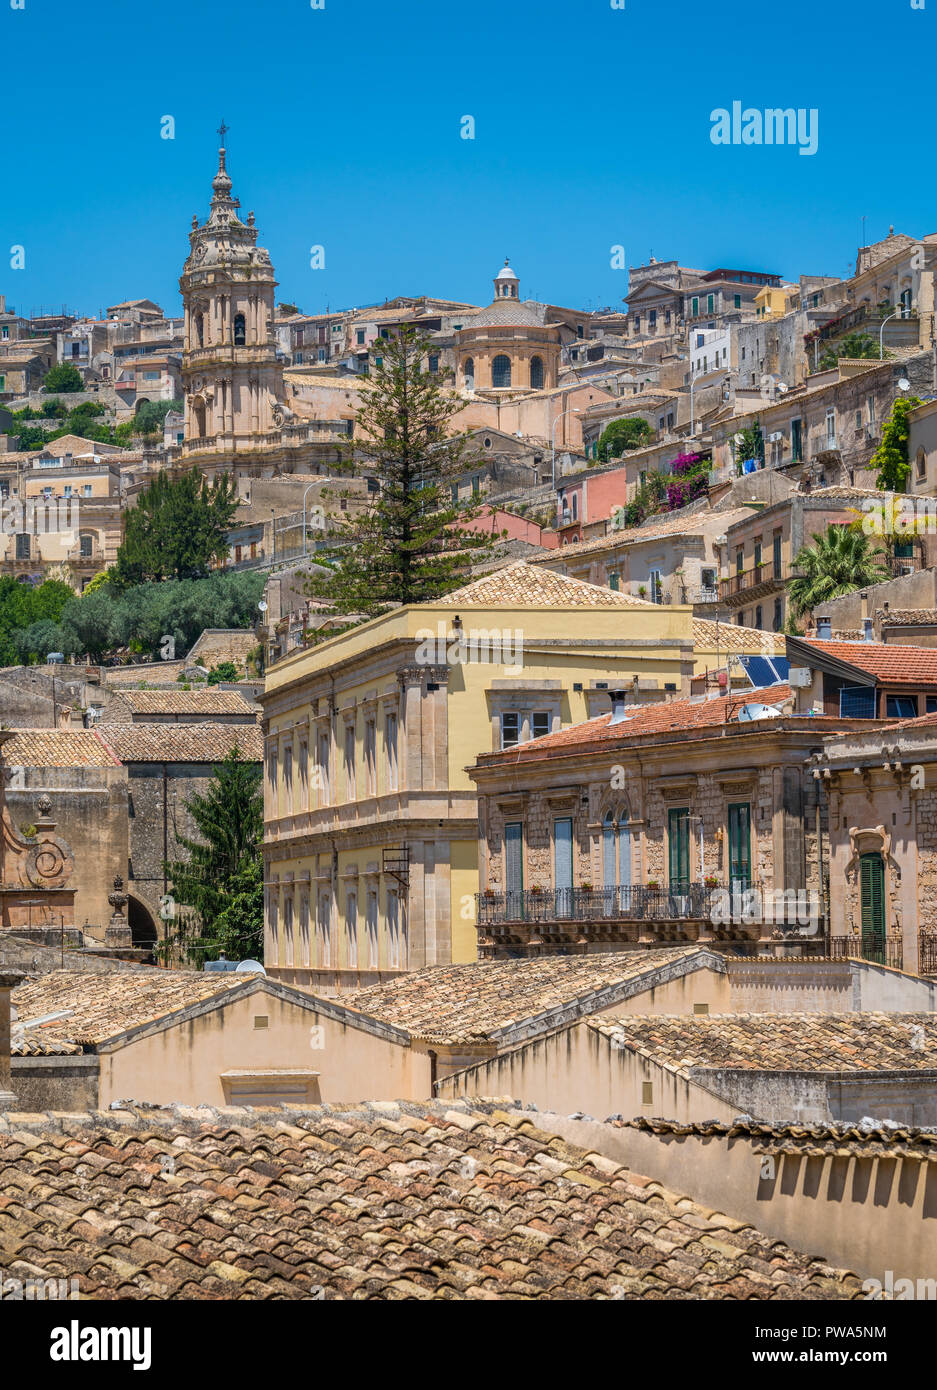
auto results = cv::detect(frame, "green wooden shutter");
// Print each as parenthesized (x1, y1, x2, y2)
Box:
(669, 808, 690, 891)
(728, 803, 751, 888)
(505, 823, 523, 918)
(860, 853, 885, 962)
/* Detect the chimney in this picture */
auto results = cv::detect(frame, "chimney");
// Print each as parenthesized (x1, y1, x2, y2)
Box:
(863, 617, 874, 642)
(0, 969, 24, 1110)
(608, 689, 628, 724)
(859, 591, 868, 623)
(816, 617, 832, 640)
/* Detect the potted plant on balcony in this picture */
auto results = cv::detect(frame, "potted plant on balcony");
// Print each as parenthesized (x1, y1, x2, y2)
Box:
(483, 887, 496, 899)
(580, 881, 593, 891)
(637, 584, 648, 598)
(704, 875, 719, 888)
(530, 884, 544, 895)
(646, 878, 660, 889)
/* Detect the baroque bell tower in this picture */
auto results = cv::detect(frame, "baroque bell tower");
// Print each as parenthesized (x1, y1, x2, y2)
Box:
(180, 125, 286, 464)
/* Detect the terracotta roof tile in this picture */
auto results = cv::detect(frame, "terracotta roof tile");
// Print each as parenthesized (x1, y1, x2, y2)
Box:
(0, 1100, 863, 1299)
(477, 685, 795, 762)
(114, 689, 257, 715)
(97, 723, 262, 763)
(439, 561, 655, 608)
(797, 638, 937, 686)
(878, 609, 937, 626)
(4, 731, 121, 768)
(587, 1012, 937, 1075)
(345, 947, 720, 1044)
(10, 1031, 82, 1057)
(626, 1114, 937, 1161)
(11, 969, 251, 1046)
(693, 620, 787, 655)
(534, 507, 755, 560)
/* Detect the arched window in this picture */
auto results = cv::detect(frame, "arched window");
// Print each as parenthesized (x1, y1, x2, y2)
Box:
(234, 313, 246, 346)
(79, 533, 93, 558)
(492, 354, 512, 388)
(917, 447, 927, 481)
(195, 313, 204, 348)
(618, 819, 632, 897)
(572, 493, 578, 521)
(463, 357, 475, 387)
(530, 355, 544, 390)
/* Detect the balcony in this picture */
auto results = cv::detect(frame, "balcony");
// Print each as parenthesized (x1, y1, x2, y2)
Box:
(680, 584, 720, 606)
(66, 543, 105, 566)
(475, 882, 825, 957)
(478, 884, 715, 924)
(720, 566, 787, 604)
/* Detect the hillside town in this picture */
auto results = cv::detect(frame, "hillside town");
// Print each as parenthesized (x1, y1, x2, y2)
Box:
(3, 135, 937, 1314)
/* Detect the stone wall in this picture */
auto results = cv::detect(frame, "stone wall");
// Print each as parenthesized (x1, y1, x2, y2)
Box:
(5, 768, 128, 937)
(11, 1056, 100, 1109)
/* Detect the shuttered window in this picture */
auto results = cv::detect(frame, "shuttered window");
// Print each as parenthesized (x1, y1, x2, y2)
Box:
(505, 822, 523, 917)
(668, 808, 690, 891)
(554, 817, 573, 916)
(728, 803, 751, 888)
(860, 852, 885, 962)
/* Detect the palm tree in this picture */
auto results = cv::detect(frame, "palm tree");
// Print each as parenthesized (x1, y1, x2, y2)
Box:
(788, 525, 889, 618)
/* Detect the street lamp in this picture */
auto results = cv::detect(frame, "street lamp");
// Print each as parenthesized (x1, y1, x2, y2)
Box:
(880, 308, 903, 359)
(551, 408, 580, 488)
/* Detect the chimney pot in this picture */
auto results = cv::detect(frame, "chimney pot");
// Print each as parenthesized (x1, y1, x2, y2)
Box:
(817, 617, 832, 640)
(608, 689, 628, 723)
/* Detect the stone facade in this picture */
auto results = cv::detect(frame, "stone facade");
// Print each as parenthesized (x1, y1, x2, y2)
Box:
(471, 714, 859, 958)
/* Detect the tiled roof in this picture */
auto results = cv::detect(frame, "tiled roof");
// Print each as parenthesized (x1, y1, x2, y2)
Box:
(114, 689, 257, 714)
(10, 1031, 82, 1057)
(587, 1012, 937, 1075)
(440, 561, 655, 608)
(11, 969, 250, 1046)
(4, 731, 121, 768)
(478, 685, 795, 762)
(796, 638, 937, 686)
(534, 507, 754, 560)
(879, 609, 937, 626)
(0, 1100, 862, 1299)
(626, 1114, 937, 1161)
(97, 723, 263, 764)
(29, 434, 125, 458)
(344, 948, 721, 1044)
(693, 621, 787, 655)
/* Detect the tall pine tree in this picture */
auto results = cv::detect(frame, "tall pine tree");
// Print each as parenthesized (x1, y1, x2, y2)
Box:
(162, 747, 263, 964)
(307, 327, 493, 618)
(113, 467, 238, 589)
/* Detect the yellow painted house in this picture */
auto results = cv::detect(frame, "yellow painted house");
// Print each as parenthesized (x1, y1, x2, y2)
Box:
(260, 562, 699, 994)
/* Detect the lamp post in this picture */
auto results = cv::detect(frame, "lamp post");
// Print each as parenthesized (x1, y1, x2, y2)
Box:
(551, 408, 580, 489)
(880, 309, 901, 360)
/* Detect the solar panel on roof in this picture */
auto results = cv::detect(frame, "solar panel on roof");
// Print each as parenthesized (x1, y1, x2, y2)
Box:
(739, 655, 790, 688)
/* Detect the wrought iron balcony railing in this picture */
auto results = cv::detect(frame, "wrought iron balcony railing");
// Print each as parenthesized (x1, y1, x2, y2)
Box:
(478, 883, 716, 925)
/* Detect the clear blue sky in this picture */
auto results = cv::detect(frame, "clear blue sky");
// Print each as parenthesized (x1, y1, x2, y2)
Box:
(2, 0, 934, 319)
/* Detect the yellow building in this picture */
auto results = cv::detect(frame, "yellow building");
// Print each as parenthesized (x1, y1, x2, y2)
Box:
(754, 284, 795, 319)
(260, 562, 696, 993)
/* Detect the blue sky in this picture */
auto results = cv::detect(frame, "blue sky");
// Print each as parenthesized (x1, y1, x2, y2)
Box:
(2, 0, 933, 319)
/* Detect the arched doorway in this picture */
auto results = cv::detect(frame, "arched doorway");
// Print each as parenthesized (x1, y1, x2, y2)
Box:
(128, 895, 158, 951)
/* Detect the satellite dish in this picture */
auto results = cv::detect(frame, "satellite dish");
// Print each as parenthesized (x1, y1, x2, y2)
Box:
(898, 378, 911, 392)
(777, 382, 789, 394)
(257, 600, 268, 613)
(235, 959, 266, 975)
(736, 703, 784, 722)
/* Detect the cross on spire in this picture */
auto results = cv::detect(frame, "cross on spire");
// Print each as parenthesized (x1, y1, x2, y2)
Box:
(217, 119, 229, 144)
